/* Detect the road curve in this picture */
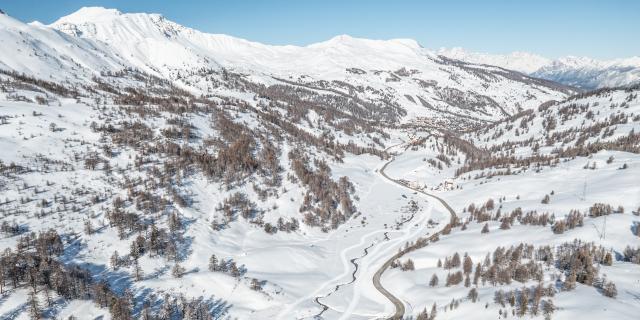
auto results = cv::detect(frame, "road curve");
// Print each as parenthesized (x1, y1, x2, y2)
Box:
(374, 142, 457, 320)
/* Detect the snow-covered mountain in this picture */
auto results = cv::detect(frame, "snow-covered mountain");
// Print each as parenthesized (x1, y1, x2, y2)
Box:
(437, 47, 640, 89)
(532, 56, 640, 89)
(0, 9, 128, 80)
(0, 6, 639, 320)
(2, 6, 634, 94)
(437, 47, 552, 74)
(0, 7, 579, 128)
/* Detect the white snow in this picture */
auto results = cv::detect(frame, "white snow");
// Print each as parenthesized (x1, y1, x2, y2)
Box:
(0, 6, 638, 320)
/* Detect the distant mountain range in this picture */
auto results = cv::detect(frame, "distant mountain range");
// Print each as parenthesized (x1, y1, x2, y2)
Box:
(437, 47, 640, 89)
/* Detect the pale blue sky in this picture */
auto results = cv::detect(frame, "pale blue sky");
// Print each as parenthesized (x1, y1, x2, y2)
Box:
(1, 0, 638, 59)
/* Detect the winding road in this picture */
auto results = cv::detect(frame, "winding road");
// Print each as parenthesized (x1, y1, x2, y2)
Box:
(302, 138, 457, 320)
(373, 142, 458, 320)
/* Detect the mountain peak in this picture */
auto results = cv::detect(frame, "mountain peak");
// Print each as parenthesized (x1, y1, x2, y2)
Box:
(555, 55, 601, 68)
(309, 34, 421, 52)
(50, 6, 182, 43)
(53, 7, 122, 25)
(328, 34, 354, 42)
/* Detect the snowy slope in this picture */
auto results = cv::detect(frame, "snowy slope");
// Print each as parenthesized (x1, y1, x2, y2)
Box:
(0, 11, 130, 81)
(377, 88, 640, 320)
(45, 8, 577, 123)
(0, 6, 638, 320)
(49, 8, 426, 77)
(0, 7, 579, 126)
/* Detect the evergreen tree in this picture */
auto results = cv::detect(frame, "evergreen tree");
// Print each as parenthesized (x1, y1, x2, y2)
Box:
(110, 251, 119, 270)
(541, 194, 550, 204)
(451, 252, 461, 268)
(430, 303, 437, 320)
(463, 255, 473, 274)
(416, 308, 429, 320)
(250, 278, 263, 291)
(519, 287, 529, 316)
(208, 254, 218, 272)
(230, 261, 241, 277)
(542, 299, 555, 320)
(172, 263, 185, 278)
(429, 273, 439, 287)
(468, 287, 478, 302)
(603, 281, 617, 298)
(28, 290, 40, 320)
(133, 258, 143, 281)
(603, 252, 613, 266)
(563, 270, 576, 291)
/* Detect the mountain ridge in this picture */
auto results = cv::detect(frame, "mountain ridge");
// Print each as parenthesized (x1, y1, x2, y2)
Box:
(0, 6, 577, 126)
(46, 6, 637, 90)
(4, 6, 635, 91)
(437, 47, 640, 89)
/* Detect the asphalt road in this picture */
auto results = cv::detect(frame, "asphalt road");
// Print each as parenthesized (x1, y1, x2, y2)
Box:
(374, 142, 457, 320)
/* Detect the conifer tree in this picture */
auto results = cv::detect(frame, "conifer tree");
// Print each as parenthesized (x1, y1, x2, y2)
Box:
(209, 254, 218, 272)
(429, 273, 439, 287)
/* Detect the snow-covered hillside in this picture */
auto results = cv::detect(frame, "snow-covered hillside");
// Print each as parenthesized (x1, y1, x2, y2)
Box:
(438, 47, 640, 89)
(1, 7, 578, 128)
(0, 6, 638, 320)
(378, 87, 640, 319)
(0, 10, 128, 81)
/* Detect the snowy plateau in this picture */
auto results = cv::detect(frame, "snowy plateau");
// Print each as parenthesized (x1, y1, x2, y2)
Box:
(0, 6, 638, 320)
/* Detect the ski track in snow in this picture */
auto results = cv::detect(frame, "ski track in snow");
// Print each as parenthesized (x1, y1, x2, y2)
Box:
(338, 204, 432, 320)
(276, 229, 387, 319)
